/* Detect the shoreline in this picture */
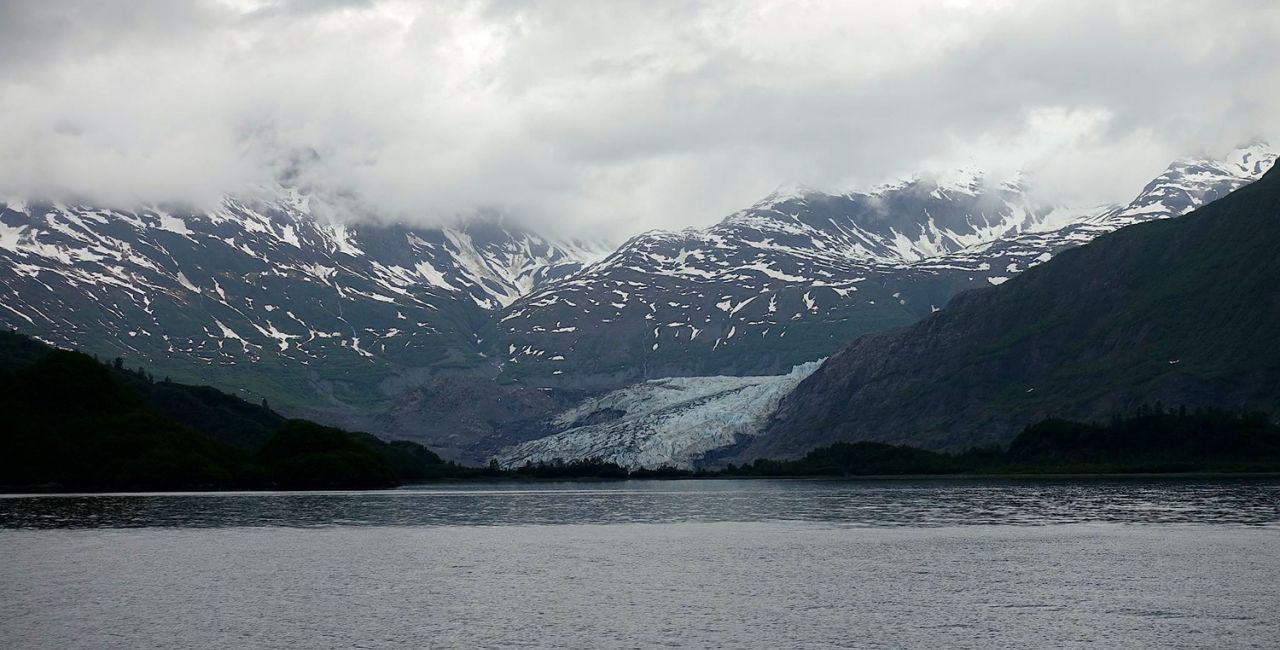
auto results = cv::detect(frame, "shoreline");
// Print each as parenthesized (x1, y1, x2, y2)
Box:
(4, 470, 1280, 496)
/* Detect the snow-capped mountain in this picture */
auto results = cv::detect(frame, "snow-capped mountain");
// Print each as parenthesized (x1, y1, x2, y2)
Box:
(480, 143, 1276, 468)
(0, 143, 1271, 465)
(918, 141, 1279, 279)
(0, 189, 608, 410)
(487, 144, 1277, 392)
(741, 153, 1280, 463)
(484, 175, 1052, 385)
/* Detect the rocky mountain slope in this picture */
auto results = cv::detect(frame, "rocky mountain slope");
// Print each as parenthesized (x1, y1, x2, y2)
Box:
(0, 189, 606, 410)
(742, 157, 1280, 461)
(0, 144, 1272, 463)
(486, 172, 1056, 387)
(474, 144, 1275, 467)
(916, 142, 1277, 279)
(488, 144, 1276, 390)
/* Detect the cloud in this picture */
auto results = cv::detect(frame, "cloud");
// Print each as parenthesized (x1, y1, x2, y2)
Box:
(0, 0, 1277, 234)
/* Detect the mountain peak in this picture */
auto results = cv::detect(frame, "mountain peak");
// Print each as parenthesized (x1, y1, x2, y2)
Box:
(1105, 141, 1277, 223)
(752, 183, 825, 209)
(1221, 140, 1276, 176)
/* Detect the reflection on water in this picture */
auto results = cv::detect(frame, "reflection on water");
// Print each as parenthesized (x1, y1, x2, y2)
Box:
(3, 477, 1279, 529)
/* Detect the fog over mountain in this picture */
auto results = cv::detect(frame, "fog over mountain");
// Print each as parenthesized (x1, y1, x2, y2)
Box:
(1, 0, 1278, 234)
(7, 5, 1280, 650)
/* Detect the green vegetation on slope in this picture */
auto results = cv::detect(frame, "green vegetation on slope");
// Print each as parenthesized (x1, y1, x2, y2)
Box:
(0, 332, 469, 491)
(0, 348, 266, 490)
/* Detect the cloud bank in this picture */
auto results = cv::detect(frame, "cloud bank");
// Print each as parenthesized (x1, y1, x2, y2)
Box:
(1, 0, 1277, 233)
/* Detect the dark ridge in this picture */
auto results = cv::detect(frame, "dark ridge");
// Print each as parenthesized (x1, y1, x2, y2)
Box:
(745, 160, 1280, 460)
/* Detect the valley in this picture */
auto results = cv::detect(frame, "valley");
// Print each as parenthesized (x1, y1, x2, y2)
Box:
(1, 144, 1275, 467)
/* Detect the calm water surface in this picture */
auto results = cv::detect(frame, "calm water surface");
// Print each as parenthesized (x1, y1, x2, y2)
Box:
(3, 478, 1279, 649)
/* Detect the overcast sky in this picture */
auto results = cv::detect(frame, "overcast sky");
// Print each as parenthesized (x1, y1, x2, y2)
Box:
(1, 0, 1277, 234)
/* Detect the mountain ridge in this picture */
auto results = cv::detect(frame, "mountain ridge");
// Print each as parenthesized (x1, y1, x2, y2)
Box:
(739, 157, 1280, 461)
(488, 144, 1275, 391)
(1, 144, 1273, 463)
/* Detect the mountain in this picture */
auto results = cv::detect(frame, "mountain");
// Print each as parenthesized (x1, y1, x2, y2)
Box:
(740, 156, 1280, 461)
(487, 144, 1276, 390)
(1, 144, 1272, 464)
(486, 172, 1053, 388)
(475, 144, 1275, 467)
(0, 189, 607, 420)
(915, 141, 1278, 280)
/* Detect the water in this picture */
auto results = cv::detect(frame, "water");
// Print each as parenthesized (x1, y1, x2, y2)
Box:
(3, 478, 1279, 649)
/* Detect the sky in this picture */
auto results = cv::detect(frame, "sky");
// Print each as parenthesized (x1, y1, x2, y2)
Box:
(1, 0, 1278, 235)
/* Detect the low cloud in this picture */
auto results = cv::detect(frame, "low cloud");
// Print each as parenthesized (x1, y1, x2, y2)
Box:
(1, 0, 1277, 234)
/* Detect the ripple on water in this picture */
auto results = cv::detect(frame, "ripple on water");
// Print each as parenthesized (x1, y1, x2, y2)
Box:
(4, 477, 1278, 529)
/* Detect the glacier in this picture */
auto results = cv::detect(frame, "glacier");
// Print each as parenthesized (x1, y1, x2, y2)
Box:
(496, 360, 824, 469)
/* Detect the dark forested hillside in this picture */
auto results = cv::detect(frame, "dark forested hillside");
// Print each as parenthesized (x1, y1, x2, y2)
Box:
(725, 408, 1280, 476)
(745, 160, 1280, 460)
(1006, 407, 1280, 470)
(0, 332, 462, 490)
